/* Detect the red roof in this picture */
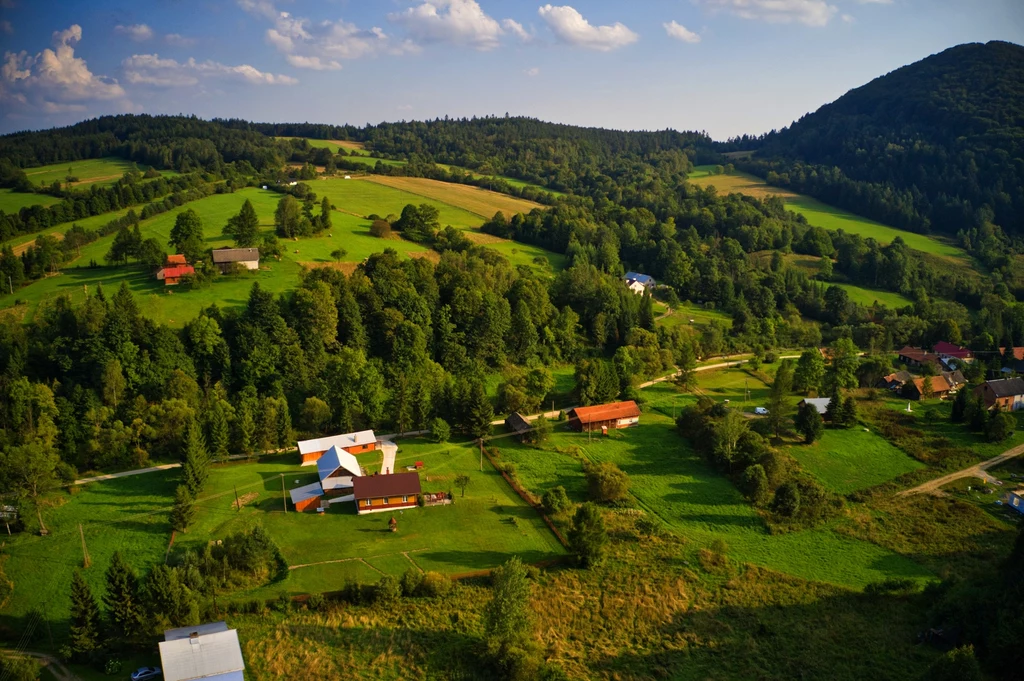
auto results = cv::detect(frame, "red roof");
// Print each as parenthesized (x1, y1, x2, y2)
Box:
(897, 346, 940, 363)
(159, 265, 195, 278)
(569, 401, 641, 425)
(166, 254, 187, 266)
(1000, 347, 1024, 361)
(933, 341, 971, 359)
(912, 376, 952, 394)
(352, 472, 421, 500)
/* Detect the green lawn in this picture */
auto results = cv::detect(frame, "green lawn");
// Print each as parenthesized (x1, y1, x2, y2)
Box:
(21, 157, 168, 189)
(495, 392, 932, 589)
(482, 239, 566, 273)
(317, 178, 483, 229)
(0, 188, 61, 213)
(0, 471, 178, 636)
(832, 282, 913, 308)
(658, 302, 734, 330)
(174, 444, 565, 600)
(788, 428, 925, 494)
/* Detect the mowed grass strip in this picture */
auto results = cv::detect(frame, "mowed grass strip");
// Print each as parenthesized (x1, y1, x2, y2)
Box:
(22, 157, 168, 189)
(363, 175, 544, 219)
(690, 166, 967, 260)
(788, 428, 925, 495)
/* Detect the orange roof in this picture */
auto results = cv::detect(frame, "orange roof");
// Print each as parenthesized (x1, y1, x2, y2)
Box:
(166, 254, 187, 266)
(159, 265, 195, 278)
(913, 376, 951, 394)
(569, 401, 641, 424)
(1000, 347, 1024, 361)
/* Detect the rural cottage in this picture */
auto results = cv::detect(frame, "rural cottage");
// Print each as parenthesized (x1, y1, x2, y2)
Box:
(155, 254, 194, 286)
(567, 401, 641, 432)
(623, 272, 654, 294)
(158, 621, 245, 681)
(211, 247, 260, 273)
(297, 430, 378, 465)
(352, 472, 422, 514)
(975, 378, 1024, 411)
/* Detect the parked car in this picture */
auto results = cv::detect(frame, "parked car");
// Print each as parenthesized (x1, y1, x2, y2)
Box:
(754, 407, 769, 415)
(131, 668, 162, 681)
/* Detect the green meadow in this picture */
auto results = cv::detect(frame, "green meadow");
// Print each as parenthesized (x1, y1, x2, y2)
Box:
(832, 282, 913, 308)
(21, 157, 171, 189)
(788, 428, 925, 494)
(316, 177, 484, 229)
(0, 188, 61, 213)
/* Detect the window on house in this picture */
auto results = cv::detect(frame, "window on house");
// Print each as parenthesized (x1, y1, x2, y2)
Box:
(384, 497, 389, 504)
(402, 495, 408, 503)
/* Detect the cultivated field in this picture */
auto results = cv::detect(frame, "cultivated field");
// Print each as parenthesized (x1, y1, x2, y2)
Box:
(689, 166, 968, 260)
(364, 175, 543, 219)
(316, 177, 484, 229)
(22, 157, 170, 189)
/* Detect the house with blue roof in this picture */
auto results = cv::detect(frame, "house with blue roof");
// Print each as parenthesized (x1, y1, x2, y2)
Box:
(623, 272, 655, 294)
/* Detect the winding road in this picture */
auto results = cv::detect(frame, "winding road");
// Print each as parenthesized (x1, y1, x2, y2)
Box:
(898, 442, 1024, 497)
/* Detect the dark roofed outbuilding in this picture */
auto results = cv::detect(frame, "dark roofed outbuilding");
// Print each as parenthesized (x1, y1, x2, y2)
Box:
(505, 412, 532, 441)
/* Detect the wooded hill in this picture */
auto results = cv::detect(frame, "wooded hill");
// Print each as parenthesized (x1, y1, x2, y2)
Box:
(726, 41, 1024, 238)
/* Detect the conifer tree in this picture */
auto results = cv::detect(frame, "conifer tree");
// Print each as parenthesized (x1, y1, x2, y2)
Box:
(171, 485, 196, 532)
(103, 551, 143, 643)
(181, 419, 209, 496)
(464, 381, 494, 439)
(224, 199, 261, 248)
(69, 570, 102, 658)
(568, 503, 607, 568)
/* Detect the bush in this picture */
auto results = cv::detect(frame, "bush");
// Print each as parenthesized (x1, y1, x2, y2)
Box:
(104, 658, 123, 675)
(431, 417, 451, 443)
(275, 593, 292, 612)
(306, 593, 326, 611)
(763, 351, 777, 364)
(374, 575, 402, 606)
(369, 219, 392, 238)
(634, 515, 662, 538)
(584, 461, 630, 504)
(925, 645, 982, 681)
(771, 482, 801, 517)
(401, 568, 424, 597)
(418, 571, 453, 597)
(0, 654, 42, 681)
(568, 503, 607, 568)
(864, 577, 919, 596)
(541, 486, 570, 514)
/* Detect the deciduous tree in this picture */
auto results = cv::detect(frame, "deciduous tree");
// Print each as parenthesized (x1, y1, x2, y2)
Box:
(568, 503, 607, 568)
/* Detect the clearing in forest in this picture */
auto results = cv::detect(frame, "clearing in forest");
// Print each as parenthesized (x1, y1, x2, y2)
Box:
(363, 175, 544, 219)
(22, 157, 171, 189)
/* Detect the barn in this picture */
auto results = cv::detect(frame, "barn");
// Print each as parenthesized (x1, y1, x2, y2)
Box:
(288, 482, 324, 513)
(353, 472, 421, 514)
(505, 412, 532, 441)
(156, 264, 195, 286)
(212, 247, 260, 273)
(317, 445, 362, 498)
(297, 430, 378, 465)
(567, 401, 641, 432)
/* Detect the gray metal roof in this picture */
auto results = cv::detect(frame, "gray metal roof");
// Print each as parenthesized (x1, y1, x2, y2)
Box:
(984, 378, 1024, 397)
(800, 397, 832, 414)
(158, 628, 245, 681)
(317, 445, 362, 483)
(211, 248, 259, 263)
(164, 621, 229, 642)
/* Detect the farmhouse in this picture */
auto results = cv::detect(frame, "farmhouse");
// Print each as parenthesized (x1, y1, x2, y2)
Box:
(1008, 489, 1024, 515)
(297, 430, 378, 465)
(317, 445, 363, 497)
(352, 472, 421, 514)
(567, 401, 641, 432)
(155, 254, 194, 286)
(505, 412, 532, 441)
(158, 621, 245, 681)
(798, 397, 832, 415)
(897, 346, 942, 370)
(904, 375, 954, 400)
(623, 272, 654, 294)
(211, 247, 260, 273)
(933, 341, 973, 362)
(975, 378, 1024, 411)
(879, 370, 914, 391)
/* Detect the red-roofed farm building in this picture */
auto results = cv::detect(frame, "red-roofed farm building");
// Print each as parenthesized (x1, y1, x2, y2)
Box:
(566, 401, 641, 432)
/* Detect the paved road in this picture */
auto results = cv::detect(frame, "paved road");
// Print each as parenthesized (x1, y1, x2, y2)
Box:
(898, 442, 1024, 497)
(379, 441, 397, 474)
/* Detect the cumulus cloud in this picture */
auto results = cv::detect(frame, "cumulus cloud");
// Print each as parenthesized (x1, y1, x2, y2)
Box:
(240, 0, 414, 69)
(664, 20, 700, 43)
(502, 18, 533, 42)
(114, 24, 154, 42)
(122, 53, 297, 86)
(388, 0, 505, 50)
(1, 24, 129, 116)
(696, 0, 837, 26)
(537, 5, 638, 51)
(164, 33, 196, 48)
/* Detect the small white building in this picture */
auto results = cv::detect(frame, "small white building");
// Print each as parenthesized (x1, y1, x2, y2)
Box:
(159, 621, 245, 681)
(211, 248, 260, 273)
(623, 272, 655, 295)
(798, 397, 833, 415)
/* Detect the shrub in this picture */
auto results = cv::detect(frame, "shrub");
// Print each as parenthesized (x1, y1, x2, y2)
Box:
(864, 578, 919, 596)
(635, 515, 662, 538)
(541, 486, 570, 514)
(369, 220, 392, 238)
(0, 654, 42, 681)
(275, 593, 292, 612)
(418, 571, 452, 597)
(374, 575, 402, 606)
(568, 503, 607, 568)
(104, 658, 123, 675)
(771, 482, 801, 517)
(584, 461, 630, 504)
(763, 351, 777, 364)
(431, 417, 451, 443)
(306, 593, 326, 611)
(401, 568, 424, 597)
(925, 645, 982, 681)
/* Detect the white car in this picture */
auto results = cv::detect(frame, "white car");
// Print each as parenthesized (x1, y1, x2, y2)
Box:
(754, 407, 769, 415)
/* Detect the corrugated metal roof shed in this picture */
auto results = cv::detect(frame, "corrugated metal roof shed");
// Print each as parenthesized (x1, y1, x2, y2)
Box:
(288, 481, 323, 505)
(158, 627, 245, 681)
(317, 445, 362, 483)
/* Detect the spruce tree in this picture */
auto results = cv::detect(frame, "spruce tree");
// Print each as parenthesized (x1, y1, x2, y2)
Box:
(69, 570, 102, 658)
(208, 401, 231, 460)
(275, 398, 292, 448)
(103, 551, 143, 643)
(464, 381, 494, 439)
(224, 199, 261, 247)
(319, 196, 332, 233)
(237, 402, 255, 456)
(182, 419, 209, 497)
(483, 557, 533, 665)
(171, 485, 196, 533)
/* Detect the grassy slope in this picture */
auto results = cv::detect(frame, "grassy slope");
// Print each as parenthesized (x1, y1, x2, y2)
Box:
(779, 253, 913, 307)
(22, 158, 172, 189)
(788, 428, 925, 494)
(690, 166, 966, 260)
(317, 177, 483, 228)
(363, 175, 543, 219)
(0, 189, 61, 213)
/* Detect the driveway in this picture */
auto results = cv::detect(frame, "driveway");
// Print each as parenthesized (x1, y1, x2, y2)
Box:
(898, 442, 1024, 497)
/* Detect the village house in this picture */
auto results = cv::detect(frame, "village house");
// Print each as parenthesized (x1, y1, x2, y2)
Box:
(155, 254, 194, 286)
(623, 272, 654, 294)
(933, 341, 973, 363)
(297, 430, 378, 465)
(878, 370, 914, 391)
(798, 397, 832, 415)
(212, 247, 260, 273)
(975, 378, 1024, 411)
(505, 412, 532, 442)
(567, 401, 641, 432)
(897, 346, 942, 370)
(904, 375, 953, 400)
(352, 472, 422, 514)
(158, 621, 245, 681)
(317, 445, 362, 498)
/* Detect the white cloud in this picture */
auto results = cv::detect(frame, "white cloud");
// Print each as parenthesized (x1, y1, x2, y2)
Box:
(240, 0, 414, 68)
(164, 33, 196, 47)
(122, 53, 298, 86)
(388, 0, 504, 50)
(537, 5, 638, 51)
(697, 0, 837, 26)
(502, 18, 533, 42)
(525, 66, 540, 76)
(1, 25, 129, 116)
(114, 23, 154, 42)
(664, 20, 700, 43)
(842, 13, 855, 22)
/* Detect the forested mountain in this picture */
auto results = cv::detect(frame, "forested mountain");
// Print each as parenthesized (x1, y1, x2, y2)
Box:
(729, 41, 1024, 237)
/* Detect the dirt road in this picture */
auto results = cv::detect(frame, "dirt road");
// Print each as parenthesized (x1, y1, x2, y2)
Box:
(638, 355, 801, 389)
(1, 651, 80, 681)
(898, 442, 1024, 497)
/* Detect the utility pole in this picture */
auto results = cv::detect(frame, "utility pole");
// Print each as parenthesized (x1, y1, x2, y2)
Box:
(478, 439, 483, 472)
(234, 485, 241, 512)
(79, 523, 91, 568)
(7, 275, 12, 295)
(281, 474, 287, 513)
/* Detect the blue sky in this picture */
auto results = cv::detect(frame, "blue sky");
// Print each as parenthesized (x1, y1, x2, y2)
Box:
(1, 0, 1021, 138)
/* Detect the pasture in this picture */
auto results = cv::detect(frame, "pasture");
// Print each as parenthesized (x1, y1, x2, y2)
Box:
(788, 428, 925, 494)
(363, 175, 543, 219)
(657, 301, 734, 330)
(0, 188, 61, 213)
(689, 166, 967, 260)
(773, 253, 914, 307)
(21, 157, 168, 189)
(316, 177, 484, 229)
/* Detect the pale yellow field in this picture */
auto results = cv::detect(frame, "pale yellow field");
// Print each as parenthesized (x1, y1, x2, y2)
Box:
(362, 175, 543, 219)
(690, 172, 801, 200)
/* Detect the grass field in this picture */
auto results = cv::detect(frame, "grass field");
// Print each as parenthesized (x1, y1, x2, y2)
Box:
(775, 253, 913, 307)
(496, 391, 932, 589)
(0, 188, 61, 213)
(656, 302, 734, 330)
(316, 177, 484, 229)
(21, 157, 168, 189)
(363, 175, 543, 218)
(173, 444, 565, 601)
(788, 428, 925, 494)
(689, 167, 967, 260)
